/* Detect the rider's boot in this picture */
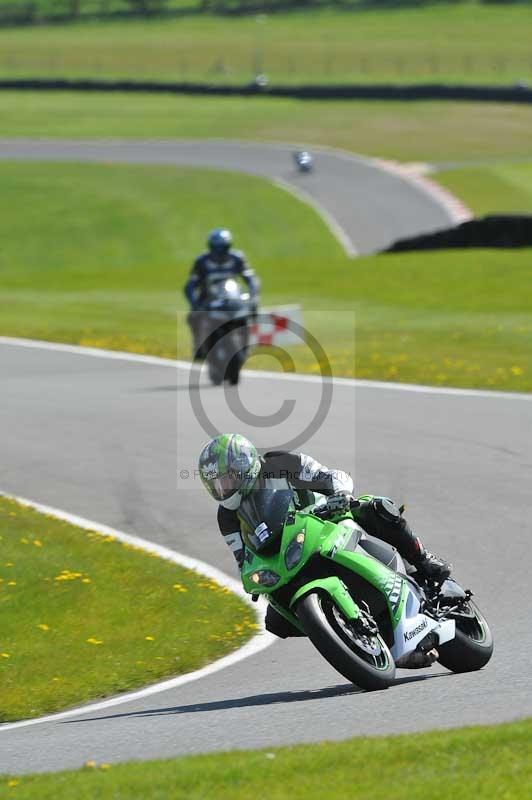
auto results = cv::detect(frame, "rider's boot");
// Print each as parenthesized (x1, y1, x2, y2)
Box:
(409, 538, 452, 582)
(391, 514, 452, 582)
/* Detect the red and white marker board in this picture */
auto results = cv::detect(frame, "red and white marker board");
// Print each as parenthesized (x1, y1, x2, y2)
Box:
(249, 305, 303, 347)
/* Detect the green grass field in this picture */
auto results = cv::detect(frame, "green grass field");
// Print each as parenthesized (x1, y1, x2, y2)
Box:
(1, 5, 531, 86)
(2, 91, 532, 164)
(3, 718, 531, 797)
(435, 162, 532, 216)
(0, 160, 530, 392)
(0, 495, 257, 722)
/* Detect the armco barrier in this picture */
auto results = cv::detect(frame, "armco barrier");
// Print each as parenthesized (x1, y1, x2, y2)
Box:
(0, 77, 531, 103)
(385, 215, 532, 252)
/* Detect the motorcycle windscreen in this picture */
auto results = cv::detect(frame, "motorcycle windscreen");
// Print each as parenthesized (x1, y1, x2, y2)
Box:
(238, 488, 295, 554)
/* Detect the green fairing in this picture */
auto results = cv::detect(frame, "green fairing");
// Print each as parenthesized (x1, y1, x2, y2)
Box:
(290, 577, 360, 620)
(240, 497, 406, 631)
(241, 511, 327, 594)
(328, 549, 407, 629)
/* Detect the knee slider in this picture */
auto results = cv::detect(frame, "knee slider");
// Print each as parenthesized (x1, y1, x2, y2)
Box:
(372, 497, 402, 525)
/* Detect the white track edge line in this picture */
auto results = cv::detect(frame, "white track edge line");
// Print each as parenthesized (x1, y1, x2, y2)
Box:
(273, 178, 358, 258)
(0, 490, 275, 733)
(1, 336, 530, 401)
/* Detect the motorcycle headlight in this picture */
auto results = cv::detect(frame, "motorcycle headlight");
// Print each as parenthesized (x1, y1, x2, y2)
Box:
(285, 531, 306, 570)
(250, 570, 280, 587)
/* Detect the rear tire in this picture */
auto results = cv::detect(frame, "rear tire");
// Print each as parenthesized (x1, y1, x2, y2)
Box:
(437, 600, 493, 673)
(207, 361, 223, 386)
(295, 591, 395, 690)
(226, 352, 244, 385)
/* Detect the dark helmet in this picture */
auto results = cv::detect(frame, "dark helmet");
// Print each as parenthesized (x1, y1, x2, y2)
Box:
(207, 228, 232, 257)
(198, 433, 260, 511)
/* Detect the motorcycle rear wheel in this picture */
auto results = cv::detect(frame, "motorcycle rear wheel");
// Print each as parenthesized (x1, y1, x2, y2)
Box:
(296, 591, 395, 691)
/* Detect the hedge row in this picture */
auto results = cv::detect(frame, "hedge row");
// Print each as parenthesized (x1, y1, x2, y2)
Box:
(1, 77, 531, 103)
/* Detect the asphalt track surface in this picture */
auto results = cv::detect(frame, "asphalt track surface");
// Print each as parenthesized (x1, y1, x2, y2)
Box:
(0, 138, 461, 254)
(2, 342, 532, 774)
(0, 140, 531, 774)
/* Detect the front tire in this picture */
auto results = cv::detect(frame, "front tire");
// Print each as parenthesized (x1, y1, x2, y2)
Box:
(295, 592, 395, 690)
(437, 600, 493, 673)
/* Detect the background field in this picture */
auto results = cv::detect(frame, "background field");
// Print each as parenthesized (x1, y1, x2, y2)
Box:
(436, 162, 532, 215)
(2, 91, 532, 164)
(3, 718, 532, 798)
(0, 495, 257, 721)
(0, 160, 530, 391)
(0, 5, 532, 86)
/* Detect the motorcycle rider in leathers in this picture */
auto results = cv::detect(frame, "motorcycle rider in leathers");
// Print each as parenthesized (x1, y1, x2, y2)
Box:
(184, 229, 260, 360)
(198, 434, 452, 640)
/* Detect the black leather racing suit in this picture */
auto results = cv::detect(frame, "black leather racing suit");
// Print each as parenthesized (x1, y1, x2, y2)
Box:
(184, 249, 259, 309)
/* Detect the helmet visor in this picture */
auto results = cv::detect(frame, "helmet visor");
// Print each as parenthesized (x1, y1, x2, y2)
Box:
(203, 470, 244, 502)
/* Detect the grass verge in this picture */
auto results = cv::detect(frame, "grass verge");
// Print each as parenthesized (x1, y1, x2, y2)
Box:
(0, 161, 531, 391)
(1, 6, 532, 86)
(1, 91, 532, 163)
(0, 495, 257, 722)
(435, 162, 532, 216)
(3, 718, 532, 797)
(0, 160, 531, 392)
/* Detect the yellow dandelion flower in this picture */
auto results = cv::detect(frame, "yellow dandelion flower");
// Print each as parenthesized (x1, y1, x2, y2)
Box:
(5, 562, 13, 567)
(84, 760, 97, 769)
(145, 636, 155, 641)
(82, 578, 91, 584)
(33, 540, 43, 547)
(1, 653, 10, 658)
(7, 779, 19, 787)
(86, 637, 103, 645)
(37, 624, 49, 631)
(7, 581, 16, 586)
(511, 366, 523, 376)
(173, 583, 188, 592)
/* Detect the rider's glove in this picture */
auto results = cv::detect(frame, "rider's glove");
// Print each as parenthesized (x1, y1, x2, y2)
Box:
(325, 492, 354, 517)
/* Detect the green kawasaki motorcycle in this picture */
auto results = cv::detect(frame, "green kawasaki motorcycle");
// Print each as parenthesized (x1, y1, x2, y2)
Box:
(239, 485, 493, 690)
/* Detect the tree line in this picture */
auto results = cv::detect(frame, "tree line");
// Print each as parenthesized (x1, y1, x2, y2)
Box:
(0, 0, 527, 27)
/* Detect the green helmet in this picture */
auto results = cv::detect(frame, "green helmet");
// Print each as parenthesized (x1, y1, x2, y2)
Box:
(198, 434, 261, 511)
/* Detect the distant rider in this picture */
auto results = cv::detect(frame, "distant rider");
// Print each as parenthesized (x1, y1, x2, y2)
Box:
(198, 433, 452, 594)
(184, 229, 260, 361)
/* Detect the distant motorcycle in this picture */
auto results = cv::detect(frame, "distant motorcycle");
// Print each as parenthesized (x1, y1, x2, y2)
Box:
(293, 150, 313, 173)
(197, 279, 254, 386)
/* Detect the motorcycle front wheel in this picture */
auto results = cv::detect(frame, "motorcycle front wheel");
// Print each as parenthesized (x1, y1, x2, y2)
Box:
(295, 591, 395, 691)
